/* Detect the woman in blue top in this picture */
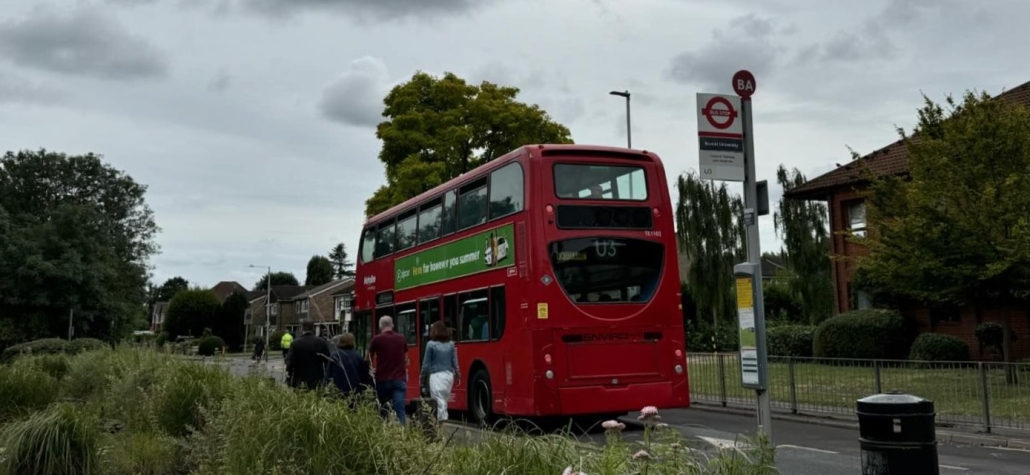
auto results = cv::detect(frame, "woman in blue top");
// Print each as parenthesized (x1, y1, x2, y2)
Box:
(421, 321, 460, 421)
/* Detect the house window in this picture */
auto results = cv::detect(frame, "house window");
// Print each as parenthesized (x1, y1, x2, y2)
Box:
(270, 304, 278, 316)
(930, 305, 961, 325)
(847, 201, 866, 237)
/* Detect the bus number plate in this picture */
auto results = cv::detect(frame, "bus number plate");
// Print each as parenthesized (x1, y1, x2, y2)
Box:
(644, 230, 662, 237)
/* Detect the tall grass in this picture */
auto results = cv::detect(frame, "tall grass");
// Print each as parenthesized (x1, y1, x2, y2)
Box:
(0, 349, 778, 475)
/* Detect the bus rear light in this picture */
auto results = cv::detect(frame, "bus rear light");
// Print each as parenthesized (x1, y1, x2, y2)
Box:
(545, 204, 554, 214)
(545, 370, 554, 379)
(675, 364, 684, 374)
(544, 354, 552, 364)
(675, 349, 683, 359)
(653, 207, 661, 217)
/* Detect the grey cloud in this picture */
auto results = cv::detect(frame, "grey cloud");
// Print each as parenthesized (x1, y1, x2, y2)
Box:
(667, 14, 788, 90)
(243, 0, 491, 21)
(318, 56, 389, 128)
(0, 74, 69, 105)
(207, 71, 232, 93)
(0, 5, 167, 81)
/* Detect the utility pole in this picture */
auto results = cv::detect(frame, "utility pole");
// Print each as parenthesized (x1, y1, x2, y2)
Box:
(67, 309, 74, 341)
(251, 264, 273, 362)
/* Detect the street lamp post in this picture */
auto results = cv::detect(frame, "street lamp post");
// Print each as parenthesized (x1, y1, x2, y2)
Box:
(610, 90, 631, 149)
(250, 264, 272, 362)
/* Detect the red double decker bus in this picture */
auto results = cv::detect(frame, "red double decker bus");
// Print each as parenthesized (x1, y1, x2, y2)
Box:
(353, 144, 689, 422)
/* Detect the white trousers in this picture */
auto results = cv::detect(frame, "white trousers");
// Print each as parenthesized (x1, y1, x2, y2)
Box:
(428, 371, 454, 421)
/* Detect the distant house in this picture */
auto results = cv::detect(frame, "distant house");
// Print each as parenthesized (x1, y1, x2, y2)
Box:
(150, 302, 168, 331)
(244, 285, 313, 341)
(291, 278, 356, 337)
(783, 78, 1030, 360)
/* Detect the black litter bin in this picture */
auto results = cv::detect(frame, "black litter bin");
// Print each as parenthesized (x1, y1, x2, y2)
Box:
(856, 392, 939, 475)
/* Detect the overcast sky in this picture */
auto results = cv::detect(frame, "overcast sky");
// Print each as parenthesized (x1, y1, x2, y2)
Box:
(2, 0, 1027, 290)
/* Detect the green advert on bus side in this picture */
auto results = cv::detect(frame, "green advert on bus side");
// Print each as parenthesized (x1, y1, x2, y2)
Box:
(394, 223, 516, 290)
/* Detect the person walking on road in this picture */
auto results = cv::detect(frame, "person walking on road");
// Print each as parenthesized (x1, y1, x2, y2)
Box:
(369, 315, 409, 425)
(324, 332, 373, 404)
(280, 331, 294, 359)
(421, 321, 460, 421)
(285, 320, 333, 390)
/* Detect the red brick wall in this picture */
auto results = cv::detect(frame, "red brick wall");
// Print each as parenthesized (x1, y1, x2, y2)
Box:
(909, 304, 1029, 361)
(827, 187, 870, 314)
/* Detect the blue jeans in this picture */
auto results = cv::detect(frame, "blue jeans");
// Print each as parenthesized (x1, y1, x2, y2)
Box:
(376, 380, 407, 425)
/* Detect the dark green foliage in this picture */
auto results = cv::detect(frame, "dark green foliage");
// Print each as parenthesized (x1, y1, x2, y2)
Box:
(154, 363, 230, 438)
(197, 336, 226, 356)
(329, 243, 355, 278)
(269, 330, 287, 351)
(686, 318, 739, 353)
(305, 255, 335, 286)
(2, 338, 71, 363)
(676, 172, 746, 334)
(215, 292, 249, 351)
(68, 338, 107, 354)
(0, 403, 100, 475)
(0, 150, 157, 344)
(762, 273, 805, 325)
(813, 309, 912, 360)
(767, 325, 816, 357)
(13, 353, 72, 381)
(0, 366, 60, 423)
(253, 271, 299, 291)
(909, 333, 970, 361)
(365, 71, 574, 217)
(774, 166, 834, 324)
(163, 289, 220, 340)
(155, 332, 168, 346)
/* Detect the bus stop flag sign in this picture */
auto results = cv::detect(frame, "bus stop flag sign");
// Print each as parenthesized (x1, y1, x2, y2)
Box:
(696, 93, 745, 182)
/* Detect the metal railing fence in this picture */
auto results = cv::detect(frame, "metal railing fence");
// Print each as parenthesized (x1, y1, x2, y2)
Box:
(687, 352, 1030, 433)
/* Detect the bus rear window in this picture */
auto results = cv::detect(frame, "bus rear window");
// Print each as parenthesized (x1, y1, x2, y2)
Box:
(548, 237, 663, 304)
(554, 164, 648, 201)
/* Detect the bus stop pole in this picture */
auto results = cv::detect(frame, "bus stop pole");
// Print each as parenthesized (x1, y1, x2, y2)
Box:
(741, 97, 773, 441)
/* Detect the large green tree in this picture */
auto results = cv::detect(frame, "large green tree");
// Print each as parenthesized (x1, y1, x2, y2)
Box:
(305, 255, 334, 286)
(854, 91, 1030, 376)
(328, 243, 355, 278)
(0, 149, 158, 344)
(365, 71, 574, 217)
(774, 165, 834, 324)
(253, 272, 299, 291)
(676, 172, 746, 343)
(214, 291, 249, 351)
(163, 288, 220, 340)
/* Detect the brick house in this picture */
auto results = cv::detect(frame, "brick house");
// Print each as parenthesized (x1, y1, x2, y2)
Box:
(783, 79, 1030, 360)
(150, 301, 168, 331)
(244, 285, 311, 342)
(291, 278, 355, 337)
(211, 281, 248, 303)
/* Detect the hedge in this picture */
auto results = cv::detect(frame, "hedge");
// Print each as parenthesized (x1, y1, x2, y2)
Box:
(68, 338, 107, 354)
(1, 338, 71, 363)
(909, 333, 970, 362)
(813, 309, 912, 360)
(767, 325, 816, 357)
(197, 336, 226, 357)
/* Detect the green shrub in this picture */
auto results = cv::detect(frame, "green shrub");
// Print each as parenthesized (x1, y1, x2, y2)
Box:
(197, 336, 225, 357)
(909, 333, 970, 362)
(68, 338, 108, 354)
(100, 432, 182, 475)
(0, 366, 60, 423)
(13, 353, 72, 380)
(1, 338, 71, 363)
(155, 332, 168, 347)
(686, 319, 739, 352)
(767, 325, 816, 357)
(269, 331, 286, 350)
(813, 309, 912, 360)
(153, 362, 231, 437)
(0, 403, 100, 475)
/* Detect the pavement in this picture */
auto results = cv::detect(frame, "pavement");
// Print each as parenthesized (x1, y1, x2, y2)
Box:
(616, 407, 1030, 475)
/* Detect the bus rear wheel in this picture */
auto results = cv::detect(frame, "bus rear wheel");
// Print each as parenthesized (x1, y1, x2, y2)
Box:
(469, 369, 493, 425)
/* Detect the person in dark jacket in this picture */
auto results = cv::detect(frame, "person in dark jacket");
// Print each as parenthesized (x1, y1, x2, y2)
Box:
(324, 333, 373, 405)
(285, 320, 333, 390)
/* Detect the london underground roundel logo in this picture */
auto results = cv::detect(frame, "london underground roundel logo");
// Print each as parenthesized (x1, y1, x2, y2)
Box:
(701, 96, 738, 130)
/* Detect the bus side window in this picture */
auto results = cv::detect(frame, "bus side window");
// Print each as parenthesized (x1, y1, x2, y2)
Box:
(360, 228, 376, 263)
(441, 191, 457, 236)
(490, 286, 506, 340)
(458, 289, 489, 342)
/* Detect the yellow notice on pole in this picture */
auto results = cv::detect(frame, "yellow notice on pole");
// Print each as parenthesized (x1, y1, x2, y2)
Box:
(537, 303, 549, 319)
(735, 277, 753, 310)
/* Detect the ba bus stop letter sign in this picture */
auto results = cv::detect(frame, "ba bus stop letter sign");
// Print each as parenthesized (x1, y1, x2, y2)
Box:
(696, 93, 745, 182)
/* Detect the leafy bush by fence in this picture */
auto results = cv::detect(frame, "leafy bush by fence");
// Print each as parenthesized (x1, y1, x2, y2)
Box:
(197, 336, 226, 357)
(766, 325, 816, 357)
(814, 309, 912, 359)
(909, 333, 970, 361)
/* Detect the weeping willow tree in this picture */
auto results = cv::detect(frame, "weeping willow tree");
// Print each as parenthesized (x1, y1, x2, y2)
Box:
(676, 172, 746, 344)
(774, 165, 835, 324)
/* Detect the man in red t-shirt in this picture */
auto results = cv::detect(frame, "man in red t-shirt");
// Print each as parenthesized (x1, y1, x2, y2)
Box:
(368, 315, 409, 425)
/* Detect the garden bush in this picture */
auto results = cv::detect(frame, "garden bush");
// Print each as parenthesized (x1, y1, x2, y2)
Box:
(68, 338, 108, 354)
(0, 402, 100, 475)
(766, 325, 816, 357)
(197, 336, 225, 356)
(0, 366, 60, 424)
(909, 333, 970, 362)
(813, 309, 912, 360)
(1, 338, 71, 363)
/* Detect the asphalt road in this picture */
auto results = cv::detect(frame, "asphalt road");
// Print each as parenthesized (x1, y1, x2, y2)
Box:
(628, 408, 1030, 475)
